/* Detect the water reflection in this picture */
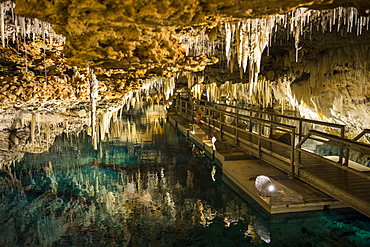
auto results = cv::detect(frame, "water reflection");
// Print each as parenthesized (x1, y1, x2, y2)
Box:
(0, 104, 370, 246)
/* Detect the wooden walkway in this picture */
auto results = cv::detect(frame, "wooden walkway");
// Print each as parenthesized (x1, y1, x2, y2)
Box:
(171, 94, 370, 218)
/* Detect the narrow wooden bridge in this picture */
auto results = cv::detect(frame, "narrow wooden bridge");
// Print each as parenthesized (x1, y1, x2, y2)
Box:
(172, 93, 370, 218)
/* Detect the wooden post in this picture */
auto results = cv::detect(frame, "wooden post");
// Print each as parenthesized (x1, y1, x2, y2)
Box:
(344, 145, 350, 166)
(339, 126, 345, 165)
(258, 121, 262, 158)
(175, 94, 179, 114)
(208, 108, 211, 133)
(235, 115, 239, 145)
(290, 128, 296, 177)
(297, 120, 303, 168)
(218, 110, 223, 139)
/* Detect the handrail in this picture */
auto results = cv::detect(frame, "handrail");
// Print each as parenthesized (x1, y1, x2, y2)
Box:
(353, 129, 370, 141)
(212, 108, 297, 131)
(174, 93, 370, 217)
(176, 94, 370, 175)
(296, 130, 370, 170)
(298, 130, 370, 150)
(176, 95, 295, 130)
(180, 92, 345, 131)
(175, 94, 297, 177)
(194, 96, 345, 162)
(209, 100, 345, 129)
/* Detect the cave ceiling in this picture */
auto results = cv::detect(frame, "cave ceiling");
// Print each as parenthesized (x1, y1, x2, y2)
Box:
(0, 0, 370, 164)
(1, 0, 370, 130)
(11, 0, 370, 75)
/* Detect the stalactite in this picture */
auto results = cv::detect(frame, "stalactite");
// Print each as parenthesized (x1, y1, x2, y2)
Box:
(117, 75, 178, 114)
(191, 83, 204, 100)
(181, 7, 369, 108)
(0, 1, 65, 47)
(30, 113, 36, 144)
(184, 72, 196, 88)
(206, 83, 220, 102)
(179, 28, 217, 57)
(89, 69, 99, 150)
(0, 2, 4, 47)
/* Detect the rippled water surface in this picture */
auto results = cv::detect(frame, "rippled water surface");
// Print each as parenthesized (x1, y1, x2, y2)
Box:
(1, 105, 370, 246)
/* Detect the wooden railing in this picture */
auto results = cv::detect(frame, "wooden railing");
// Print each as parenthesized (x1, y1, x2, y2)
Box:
(353, 129, 370, 141)
(296, 130, 370, 178)
(173, 93, 370, 217)
(194, 98, 346, 162)
(175, 93, 297, 176)
(174, 93, 370, 178)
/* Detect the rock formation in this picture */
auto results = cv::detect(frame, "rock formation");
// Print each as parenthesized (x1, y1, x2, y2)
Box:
(0, 0, 369, 134)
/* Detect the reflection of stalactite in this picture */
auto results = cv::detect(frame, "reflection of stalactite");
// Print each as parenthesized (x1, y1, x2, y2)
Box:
(197, 199, 217, 227)
(1, 103, 264, 245)
(244, 217, 262, 243)
(186, 170, 194, 188)
(101, 105, 166, 144)
(1, 108, 92, 169)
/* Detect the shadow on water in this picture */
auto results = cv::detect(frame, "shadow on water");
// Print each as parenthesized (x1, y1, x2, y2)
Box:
(0, 104, 370, 246)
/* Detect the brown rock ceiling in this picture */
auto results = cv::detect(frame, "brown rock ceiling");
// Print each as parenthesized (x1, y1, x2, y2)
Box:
(1, 0, 370, 118)
(11, 0, 370, 71)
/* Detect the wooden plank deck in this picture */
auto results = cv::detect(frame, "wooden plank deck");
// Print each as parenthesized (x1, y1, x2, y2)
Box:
(297, 155, 370, 217)
(168, 113, 348, 215)
(169, 100, 370, 218)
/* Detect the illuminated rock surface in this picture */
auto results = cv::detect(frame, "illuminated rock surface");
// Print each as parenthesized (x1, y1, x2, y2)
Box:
(1, 1, 370, 245)
(0, 0, 368, 135)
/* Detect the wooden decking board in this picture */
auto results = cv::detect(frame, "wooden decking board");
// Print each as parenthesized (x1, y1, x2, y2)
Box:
(302, 165, 347, 170)
(305, 173, 359, 182)
(341, 189, 370, 197)
(327, 180, 370, 189)
(302, 168, 346, 175)
(320, 178, 370, 185)
(303, 168, 351, 175)
(306, 173, 353, 181)
(325, 181, 370, 191)
(346, 193, 370, 201)
(305, 170, 360, 180)
(302, 174, 369, 187)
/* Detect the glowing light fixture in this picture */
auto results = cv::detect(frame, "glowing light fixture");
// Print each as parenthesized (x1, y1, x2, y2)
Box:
(268, 185, 275, 192)
(255, 175, 275, 197)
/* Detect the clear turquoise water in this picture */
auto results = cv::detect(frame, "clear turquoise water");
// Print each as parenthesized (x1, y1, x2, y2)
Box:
(1, 106, 370, 246)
